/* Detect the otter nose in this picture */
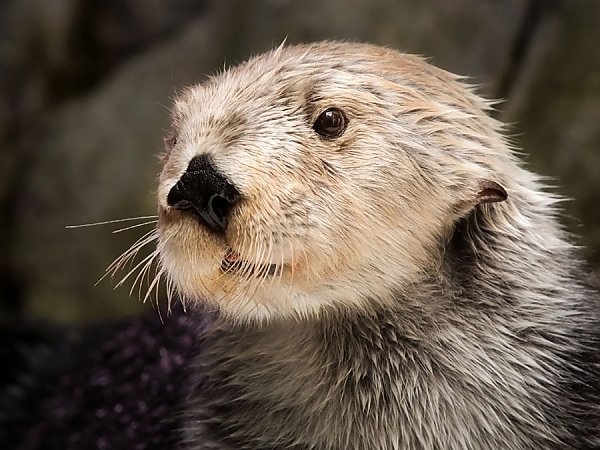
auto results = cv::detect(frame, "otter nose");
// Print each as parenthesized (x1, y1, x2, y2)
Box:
(167, 154, 240, 233)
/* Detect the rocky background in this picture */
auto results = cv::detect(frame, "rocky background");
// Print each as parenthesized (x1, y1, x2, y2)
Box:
(1, 0, 599, 323)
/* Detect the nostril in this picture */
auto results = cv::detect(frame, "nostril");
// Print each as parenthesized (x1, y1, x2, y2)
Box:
(165, 154, 241, 233)
(166, 182, 192, 210)
(208, 194, 233, 229)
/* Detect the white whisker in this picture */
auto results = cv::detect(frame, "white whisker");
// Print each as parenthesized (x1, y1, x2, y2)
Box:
(277, 234, 287, 291)
(105, 229, 157, 272)
(237, 235, 259, 303)
(143, 269, 162, 304)
(97, 230, 158, 286)
(66, 215, 158, 229)
(260, 236, 275, 289)
(112, 229, 157, 263)
(116, 251, 157, 288)
(112, 220, 158, 234)
(141, 252, 159, 302)
(154, 269, 164, 323)
(130, 251, 157, 298)
(246, 234, 271, 306)
(166, 276, 174, 315)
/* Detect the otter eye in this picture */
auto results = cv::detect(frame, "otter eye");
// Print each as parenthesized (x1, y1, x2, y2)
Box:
(313, 108, 347, 138)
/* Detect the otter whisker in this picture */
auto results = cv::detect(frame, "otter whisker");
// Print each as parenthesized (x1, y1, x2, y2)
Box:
(246, 235, 273, 307)
(224, 233, 259, 311)
(112, 230, 158, 273)
(142, 268, 163, 321)
(263, 233, 277, 291)
(276, 234, 290, 295)
(237, 235, 255, 282)
(276, 233, 286, 291)
(144, 263, 162, 305)
(185, 239, 211, 296)
(154, 265, 163, 304)
(240, 235, 264, 303)
(109, 237, 158, 277)
(223, 267, 247, 311)
(166, 275, 174, 315)
(157, 231, 207, 312)
(287, 236, 296, 301)
(93, 229, 158, 286)
(136, 253, 155, 299)
(213, 226, 251, 288)
(112, 220, 158, 234)
(66, 215, 158, 229)
(115, 251, 157, 288)
(155, 274, 164, 324)
(105, 229, 158, 276)
(262, 232, 278, 292)
(288, 247, 310, 308)
(131, 251, 158, 300)
(299, 245, 311, 285)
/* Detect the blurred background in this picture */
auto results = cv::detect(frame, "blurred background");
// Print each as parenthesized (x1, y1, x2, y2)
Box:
(0, 0, 599, 323)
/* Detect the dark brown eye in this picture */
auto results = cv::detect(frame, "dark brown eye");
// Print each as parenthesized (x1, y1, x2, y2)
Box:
(313, 108, 347, 138)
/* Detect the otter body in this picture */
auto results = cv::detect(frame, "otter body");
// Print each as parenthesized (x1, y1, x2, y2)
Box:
(3, 42, 599, 449)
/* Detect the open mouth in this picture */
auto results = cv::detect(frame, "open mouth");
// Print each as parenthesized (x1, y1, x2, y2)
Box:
(220, 248, 279, 277)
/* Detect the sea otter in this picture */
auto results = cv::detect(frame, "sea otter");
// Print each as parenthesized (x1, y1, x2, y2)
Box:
(2, 42, 599, 450)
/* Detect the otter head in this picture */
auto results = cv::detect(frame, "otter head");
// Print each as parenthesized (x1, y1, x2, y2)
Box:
(157, 42, 508, 323)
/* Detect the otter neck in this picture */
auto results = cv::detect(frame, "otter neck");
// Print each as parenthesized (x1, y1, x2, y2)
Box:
(184, 206, 583, 450)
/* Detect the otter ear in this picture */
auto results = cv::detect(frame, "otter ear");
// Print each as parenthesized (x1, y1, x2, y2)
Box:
(475, 179, 507, 204)
(456, 179, 507, 216)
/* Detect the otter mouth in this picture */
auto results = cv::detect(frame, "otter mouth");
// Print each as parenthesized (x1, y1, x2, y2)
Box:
(220, 248, 279, 277)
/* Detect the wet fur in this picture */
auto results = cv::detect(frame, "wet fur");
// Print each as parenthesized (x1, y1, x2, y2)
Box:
(3, 42, 597, 449)
(157, 42, 600, 449)
(182, 211, 600, 448)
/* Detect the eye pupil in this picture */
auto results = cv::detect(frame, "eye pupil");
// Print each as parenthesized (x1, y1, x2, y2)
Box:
(314, 108, 346, 138)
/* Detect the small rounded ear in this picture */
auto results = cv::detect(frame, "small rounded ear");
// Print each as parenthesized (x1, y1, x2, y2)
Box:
(476, 180, 507, 204)
(455, 179, 508, 217)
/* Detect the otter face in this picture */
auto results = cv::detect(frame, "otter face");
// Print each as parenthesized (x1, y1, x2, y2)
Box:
(157, 42, 507, 322)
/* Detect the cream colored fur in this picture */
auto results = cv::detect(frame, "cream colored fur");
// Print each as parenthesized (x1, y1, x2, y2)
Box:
(156, 42, 599, 449)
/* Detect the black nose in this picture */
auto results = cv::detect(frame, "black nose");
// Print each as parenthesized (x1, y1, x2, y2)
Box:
(167, 154, 241, 232)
